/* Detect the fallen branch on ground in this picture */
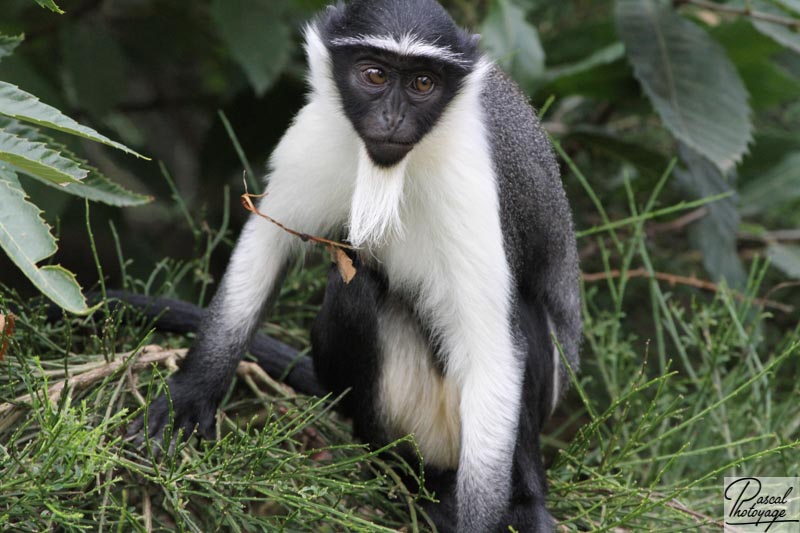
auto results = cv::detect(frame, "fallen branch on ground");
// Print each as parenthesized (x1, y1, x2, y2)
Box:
(0, 345, 187, 417)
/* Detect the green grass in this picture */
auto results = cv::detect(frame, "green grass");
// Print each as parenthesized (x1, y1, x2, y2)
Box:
(0, 154, 798, 531)
(0, 284, 427, 532)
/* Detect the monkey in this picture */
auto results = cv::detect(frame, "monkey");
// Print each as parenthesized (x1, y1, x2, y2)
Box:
(129, 1, 581, 531)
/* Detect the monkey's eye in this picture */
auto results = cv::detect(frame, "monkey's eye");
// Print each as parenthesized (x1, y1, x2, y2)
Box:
(363, 67, 388, 85)
(412, 75, 434, 93)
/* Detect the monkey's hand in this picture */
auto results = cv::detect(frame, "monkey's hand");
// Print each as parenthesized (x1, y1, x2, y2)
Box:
(126, 371, 221, 453)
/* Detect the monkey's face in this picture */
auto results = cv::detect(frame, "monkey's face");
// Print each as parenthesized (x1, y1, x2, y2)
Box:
(331, 49, 467, 167)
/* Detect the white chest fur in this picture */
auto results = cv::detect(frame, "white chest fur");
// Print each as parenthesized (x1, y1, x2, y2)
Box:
(295, 29, 519, 472)
(363, 60, 516, 469)
(377, 302, 462, 468)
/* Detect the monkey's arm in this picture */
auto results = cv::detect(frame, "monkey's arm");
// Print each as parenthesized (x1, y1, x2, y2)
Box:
(484, 66, 582, 398)
(102, 291, 326, 397)
(128, 214, 298, 443)
(486, 124, 581, 531)
(129, 99, 354, 445)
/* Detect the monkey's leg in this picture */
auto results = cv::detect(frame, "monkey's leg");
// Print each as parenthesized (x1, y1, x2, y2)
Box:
(431, 296, 522, 532)
(504, 425, 555, 533)
(501, 296, 558, 533)
(310, 262, 387, 444)
(415, 468, 458, 533)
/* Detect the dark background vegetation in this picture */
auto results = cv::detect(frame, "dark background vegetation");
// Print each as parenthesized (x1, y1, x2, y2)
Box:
(1, 0, 799, 530)
(0, 0, 800, 306)
(1, 0, 796, 313)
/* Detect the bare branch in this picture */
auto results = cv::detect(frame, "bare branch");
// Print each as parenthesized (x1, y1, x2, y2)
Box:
(674, 0, 800, 30)
(241, 191, 355, 251)
(240, 188, 358, 282)
(0, 345, 187, 416)
(582, 268, 795, 313)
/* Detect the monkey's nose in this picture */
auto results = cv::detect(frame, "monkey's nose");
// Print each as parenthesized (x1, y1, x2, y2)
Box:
(381, 110, 405, 132)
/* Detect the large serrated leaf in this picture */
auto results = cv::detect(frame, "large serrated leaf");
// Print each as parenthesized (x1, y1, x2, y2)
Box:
(777, 0, 800, 13)
(34, 0, 64, 14)
(0, 163, 88, 314)
(615, 0, 753, 172)
(46, 156, 151, 206)
(767, 243, 800, 279)
(751, 0, 800, 54)
(0, 82, 147, 159)
(712, 21, 800, 110)
(739, 152, 800, 216)
(675, 145, 746, 288)
(0, 129, 86, 184)
(0, 34, 23, 63)
(1, 118, 151, 206)
(481, 0, 545, 93)
(211, 0, 291, 96)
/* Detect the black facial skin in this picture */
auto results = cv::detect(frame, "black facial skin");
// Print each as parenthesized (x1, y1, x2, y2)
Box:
(330, 47, 469, 167)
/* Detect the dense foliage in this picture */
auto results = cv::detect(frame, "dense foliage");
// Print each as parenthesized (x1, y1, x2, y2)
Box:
(0, 0, 798, 531)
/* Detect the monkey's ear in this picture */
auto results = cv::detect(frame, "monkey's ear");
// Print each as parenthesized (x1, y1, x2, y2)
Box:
(321, 2, 345, 25)
(470, 34, 481, 47)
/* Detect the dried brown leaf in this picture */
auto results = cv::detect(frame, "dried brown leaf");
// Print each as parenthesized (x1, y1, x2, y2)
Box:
(330, 246, 357, 284)
(0, 313, 16, 360)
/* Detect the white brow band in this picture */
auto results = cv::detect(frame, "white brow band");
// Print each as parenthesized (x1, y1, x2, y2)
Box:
(329, 33, 469, 66)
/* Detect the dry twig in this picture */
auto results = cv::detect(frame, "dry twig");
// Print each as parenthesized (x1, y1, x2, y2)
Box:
(654, 492, 730, 529)
(582, 268, 794, 313)
(241, 190, 357, 282)
(674, 0, 800, 29)
(0, 345, 187, 416)
(646, 207, 708, 236)
(240, 191, 354, 251)
(738, 229, 800, 243)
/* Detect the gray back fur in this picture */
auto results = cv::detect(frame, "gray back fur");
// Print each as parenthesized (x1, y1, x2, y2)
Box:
(481, 66, 582, 374)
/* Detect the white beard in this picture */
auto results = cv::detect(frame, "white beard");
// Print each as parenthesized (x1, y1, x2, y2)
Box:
(348, 145, 408, 249)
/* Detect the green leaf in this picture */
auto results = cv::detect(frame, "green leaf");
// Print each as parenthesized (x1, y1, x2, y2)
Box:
(0, 129, 86, 184)
(739, 153, 800, 216)
(61, 22, 126, 118)
(545, 43, 625, 83)
(0, 82, 147, 159)
(776, 0, 800, 14)
(0, 118, 151, 206)
(211, 0, 292, 96)
(767, 243, 800, 280)
(0, 34, 24, 63)
(751, 0, 800, 53)
(712, 20, 800, 109)
(615, 0, 753, 172)
(0, 163, 88, 314)
(33, 0, 64, 14)
(481, 0, 545, 92)
(675, 145, 746, 288)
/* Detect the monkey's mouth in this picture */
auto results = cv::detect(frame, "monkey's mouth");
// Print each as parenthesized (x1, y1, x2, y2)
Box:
(365, 139, 415, 168)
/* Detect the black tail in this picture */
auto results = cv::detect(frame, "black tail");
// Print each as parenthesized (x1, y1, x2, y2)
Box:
(101, 291, 327, 397)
